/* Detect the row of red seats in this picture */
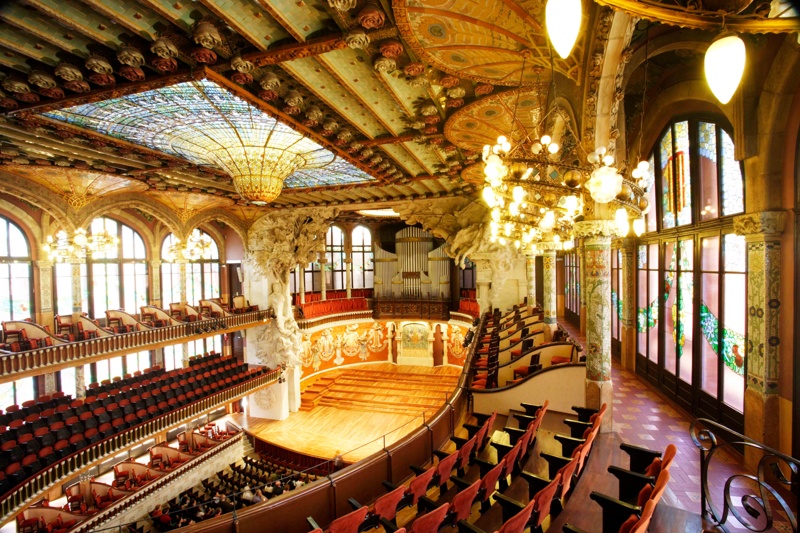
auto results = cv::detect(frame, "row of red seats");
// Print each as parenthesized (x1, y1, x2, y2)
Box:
(300, 298, 368, 319)
(0, 355, 264, 499)
(458, 299, 480, 318)
(460, 289, 477, 300)
(292, 289, 373, 306)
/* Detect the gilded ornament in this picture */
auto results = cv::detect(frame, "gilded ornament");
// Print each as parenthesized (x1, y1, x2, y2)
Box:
(152, 57, 178, 72)
(446, 86, 465, 99)
(637, 196, 649, 211)
(260, 72, 281, 91)
(117, 46, 145, 68)
(424, 115, 440, 124)
(28, 70, 57, 89)
(337, 129, 353, 142)
(85, 55, 113, 75)
(438, 75, 460, 88)
(373, 56, 396, 73)
(411, 120, 425, 130)
(39, 87, 65, 99)
(328, 0, 357, 10)
(284, 90, 303, 107)
(322, 119, 339, 133)
(151, 37, 179, 59)
(404, 62, 425, 77)
(349, 141, 363, 152)
(360, 148, 374, 158)
(54, 63, 83, 82)
(305, 106, 323, 121)
(616, 182, 633, 201)
(13, 92, 39, 103)
(259, 89, 279, 101)
(190, 47, 218, 64)
(119, 66, 145, 82)
(88, 73, 115, 86)
(284, 105, 301, 115)
(2, 79, 31, 94)
(423, 125, 438, 134)
(420, 103, 438, 116)
(369, 155, 383, 165)
(345, 29, 370, 49)
(194, 21, 223, 49)
(231, 72, 254, 85)
(445, 98, 464, 108)
(474, 83, 494, 96)
(564, 169, 582, 188)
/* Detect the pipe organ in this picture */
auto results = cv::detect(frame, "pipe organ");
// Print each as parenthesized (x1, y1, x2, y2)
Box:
(373, 227, 451, 299)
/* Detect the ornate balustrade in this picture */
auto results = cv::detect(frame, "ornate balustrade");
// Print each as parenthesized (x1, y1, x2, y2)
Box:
(0, 368, 279, 526)
(296, 310, 373, 330)
(299, 298, 369, 318)
(690, 418, 799, 532)
(0, 310, 270, 381)
(72, 430, 244, 533)
(372, 298, 450, 320)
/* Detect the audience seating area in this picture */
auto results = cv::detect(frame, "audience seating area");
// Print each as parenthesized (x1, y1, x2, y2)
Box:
(292, 289, 373, 307)
(458, 299, 480, 318)
(0, 353, 266, 501)
(299, 297, 369, 319)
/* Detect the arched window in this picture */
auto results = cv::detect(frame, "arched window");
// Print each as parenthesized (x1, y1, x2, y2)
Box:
(325, 226, 345, 290)
(351, 226, 373, 289)
(0, 216, 33, 321)
(636, 117, 746, 426)
(86, 217, 148, 318)
(161, 230, 220, 305)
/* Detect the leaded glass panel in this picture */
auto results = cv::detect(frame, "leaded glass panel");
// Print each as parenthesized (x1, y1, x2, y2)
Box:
(721, 129, 745, 216)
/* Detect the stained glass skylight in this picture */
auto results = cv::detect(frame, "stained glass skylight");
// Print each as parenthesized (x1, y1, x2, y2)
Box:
(42, 79, 375, 193)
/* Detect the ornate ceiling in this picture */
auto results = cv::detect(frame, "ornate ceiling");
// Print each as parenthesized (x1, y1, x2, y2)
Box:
(0, 0, 794, 233)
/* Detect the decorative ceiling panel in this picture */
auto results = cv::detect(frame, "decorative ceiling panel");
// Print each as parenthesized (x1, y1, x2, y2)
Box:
(2, 165, 148, 209)
(393, 0, 583, 85)
(146, 190, 234, 222)
(42, 79, 376, 189)
(444, 87, 545, 152)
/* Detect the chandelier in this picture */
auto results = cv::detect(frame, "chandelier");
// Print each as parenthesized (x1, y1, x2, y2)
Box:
(43, 228, 119, 263)
(166, 230, 215, 263)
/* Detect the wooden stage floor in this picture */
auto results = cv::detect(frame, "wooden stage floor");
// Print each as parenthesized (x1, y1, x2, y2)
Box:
(231, 363, 461, 464)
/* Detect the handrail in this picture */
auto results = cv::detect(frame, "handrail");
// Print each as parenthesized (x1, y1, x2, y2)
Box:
(469, 361, 586, 393)
(0, 310, 270, 381)
(690, 417, 799, 532)
(0, 367, 280, 527)
(296, 310, 373, 330)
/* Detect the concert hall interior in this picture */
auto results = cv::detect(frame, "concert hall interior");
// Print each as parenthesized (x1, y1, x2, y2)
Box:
(0, 0, 797, 532)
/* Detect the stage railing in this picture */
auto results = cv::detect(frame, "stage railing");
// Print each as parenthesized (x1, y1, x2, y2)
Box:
(0, 310, 269, 380)
(690, 417, 799, 532)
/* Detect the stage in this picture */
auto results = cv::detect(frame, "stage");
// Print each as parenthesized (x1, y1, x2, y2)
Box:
(231, 363, 460, 464)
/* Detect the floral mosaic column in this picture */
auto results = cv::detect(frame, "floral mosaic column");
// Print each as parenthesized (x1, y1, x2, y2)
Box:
(542, 248, 557, 334)
(36, 260, 54, 327)
(75, 365, 86, 399)
(575, 221, 618, 432)
(71, 261, 83, 321)
(620, 238, 637, 369)
(179, 261, 187, 304)
(526, 254, 537, 306)
(298, 266, 306, 304)
(577, 240, 587, 335)
(345, 257, 352, 299)
(318, 257, 328, 301)
(150, 259, 162, 307)
(734, 211, 785, 468)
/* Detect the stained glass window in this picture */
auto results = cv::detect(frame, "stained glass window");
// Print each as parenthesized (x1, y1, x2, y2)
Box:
(660, 128, 675, 229)
(611, 249, 621, 344)
(698, 122, 719, 221)
(43, 79, 375, 190)
(722, 234, 745, 412)
(326, 226, 346, 290)
(721, 129, 744, 215)
(674, 121, 693, 226)
(636, 244, 659, 364)
(645, 155, 657, 232)
(678, 238, 694, 385)
(352, 226, 374, 290)
(87, 217, 148, 319)
(0, 216, 32, 322)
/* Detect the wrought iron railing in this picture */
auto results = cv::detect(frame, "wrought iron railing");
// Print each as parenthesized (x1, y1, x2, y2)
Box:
(690, 418, 798, 532)
(0, 310, 270, 379)
(0, 368, 279, 525)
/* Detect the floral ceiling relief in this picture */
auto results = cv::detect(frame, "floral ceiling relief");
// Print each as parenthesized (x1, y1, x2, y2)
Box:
(393, 0, 584, 85)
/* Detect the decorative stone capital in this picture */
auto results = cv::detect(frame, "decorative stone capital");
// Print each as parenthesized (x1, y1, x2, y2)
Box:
(149, 259, 163, 268)
(573, 220, 620, 239)
(36, 259, 54, 269)
(733, 210, 786, 237)
(537, 242, 559, 253)
(620, 237, 637, 252)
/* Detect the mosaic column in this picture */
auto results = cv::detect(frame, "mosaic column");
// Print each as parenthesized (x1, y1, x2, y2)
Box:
(575, 221, 618, 432)
(36, 260, 54, 326)
(150, 259, 162, 307)
(71, 261, 84, 322)
(75, 365, 86, 399)
(577, 239, 588, 336)
(318, 257, 328, 301)
(526, 254, 537, 307)
(345, 257, 352, 299)
(179, 261, 187, 304)
(43, 372, 57, 395)
(734, 211, 785, 469)
(619, 238, 637, 369)
(298, 266, 306, 304)
(541, 246, 557, 336)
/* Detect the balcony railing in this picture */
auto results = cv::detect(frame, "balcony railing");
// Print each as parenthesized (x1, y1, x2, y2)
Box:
(0, 310, 270, 380)
(0, 367, 279, 526)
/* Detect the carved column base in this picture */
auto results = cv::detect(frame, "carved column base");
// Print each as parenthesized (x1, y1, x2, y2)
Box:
(744, 388, 780, 472)
(621, 324, 636, 370)
(585, 379, 614, 433)
(287, 365, 302, 413)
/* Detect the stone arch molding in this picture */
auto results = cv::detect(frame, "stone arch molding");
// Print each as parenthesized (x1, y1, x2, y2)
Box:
(183, 210, 248, 251)
(76, 196, 183, 238)
(0, 171, 72, 233)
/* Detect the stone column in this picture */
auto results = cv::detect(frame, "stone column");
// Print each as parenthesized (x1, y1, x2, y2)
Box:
(318, 257, 328, 301)
(179, 262, 187, 305)
(734, 211, 785, 470)
(526, 254, 537, 306)
(182, 343, 190, 368)
(43, 372, 57, 395)
(575, 221, 618, 432)
(619, 238, 637, 370)
(345, 257, 352, 299)
(577, 239, 588, 336)
(541, 245, 558, 337)
(75, 365, 86, 399)
(36, 260, 54, 326)
(298, 265, 306, 304)
(71, 261, 84, 322)
(150, 259, 162, 308)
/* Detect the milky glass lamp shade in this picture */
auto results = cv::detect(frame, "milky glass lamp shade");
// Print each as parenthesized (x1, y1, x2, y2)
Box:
(546, 0, 582, 59)
(704, 34, 746, 104)
(585, 165, 623, 204)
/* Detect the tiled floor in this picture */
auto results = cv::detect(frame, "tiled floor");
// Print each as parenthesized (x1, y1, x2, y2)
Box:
(560, 322, 794, 532)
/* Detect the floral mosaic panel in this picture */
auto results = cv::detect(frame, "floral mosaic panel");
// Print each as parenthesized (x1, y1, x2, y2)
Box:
(585, 241, 611, 382)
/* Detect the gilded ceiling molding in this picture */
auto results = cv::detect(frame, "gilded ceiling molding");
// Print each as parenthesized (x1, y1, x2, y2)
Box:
(0, 170, 71, 231)
(183, 210, 249, 251)
(593, 0, 799, 33)
(75, 195, 183, 240)
(0, 196, 46, 248)
(573, 219, 622, 238)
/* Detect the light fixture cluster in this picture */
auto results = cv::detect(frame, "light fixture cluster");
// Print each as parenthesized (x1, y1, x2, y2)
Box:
(166, 230, 215, 263)
(43, 229, 119, 263)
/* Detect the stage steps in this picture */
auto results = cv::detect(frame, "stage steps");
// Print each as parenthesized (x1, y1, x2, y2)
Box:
(299, 372, 342, 411)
